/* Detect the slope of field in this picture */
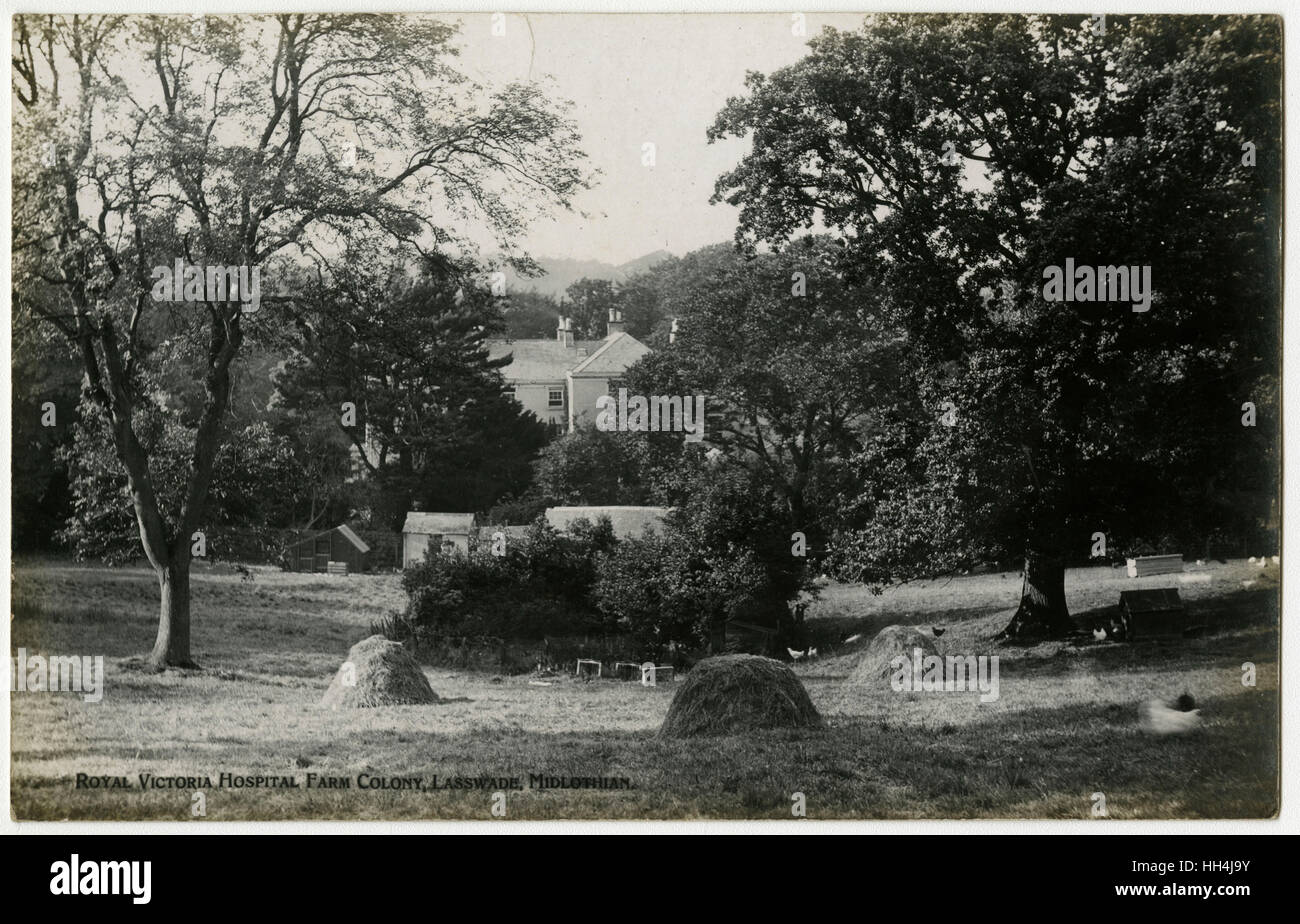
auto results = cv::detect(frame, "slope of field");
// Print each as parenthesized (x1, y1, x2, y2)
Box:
(9, 557, 1279, 820)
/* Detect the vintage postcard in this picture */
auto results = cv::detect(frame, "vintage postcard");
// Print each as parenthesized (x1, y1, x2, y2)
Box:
(7, 9, 1282, 823)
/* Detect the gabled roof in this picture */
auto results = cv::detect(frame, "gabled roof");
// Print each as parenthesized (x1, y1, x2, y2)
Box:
(486, 339, 604, 383)
(568, 332, 651, 377)
(402, 512, 478, 535)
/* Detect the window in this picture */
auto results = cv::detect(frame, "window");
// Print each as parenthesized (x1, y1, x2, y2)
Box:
(503, 385, 516, 399)
(548, 387, 564, 408)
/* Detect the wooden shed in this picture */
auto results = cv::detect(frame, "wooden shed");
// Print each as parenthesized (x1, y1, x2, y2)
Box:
(287, 524, 371, 574)
(402, 512, 477, 567)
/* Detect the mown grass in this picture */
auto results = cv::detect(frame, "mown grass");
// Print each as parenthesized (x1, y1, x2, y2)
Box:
(9, 556, 1279, 820)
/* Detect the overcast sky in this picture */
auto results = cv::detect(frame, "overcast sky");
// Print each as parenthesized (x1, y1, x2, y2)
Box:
(452, 12, 868, 265)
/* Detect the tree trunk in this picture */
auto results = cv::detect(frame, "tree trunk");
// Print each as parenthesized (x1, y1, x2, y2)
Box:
(709, 616, 726, 654)
(149, 559, 195, 670)
(998, 549, 1073, 640)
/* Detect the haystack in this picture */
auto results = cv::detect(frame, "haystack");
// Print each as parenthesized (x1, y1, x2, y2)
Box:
(847, 625, 939, 685)
(321, 635, 439, 708)
(658, 654, 822, 738)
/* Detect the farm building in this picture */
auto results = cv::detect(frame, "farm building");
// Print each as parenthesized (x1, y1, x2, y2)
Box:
(286, 524, 371, 574)
(545, 505, 672, 539)
(402, 512, 477, 567)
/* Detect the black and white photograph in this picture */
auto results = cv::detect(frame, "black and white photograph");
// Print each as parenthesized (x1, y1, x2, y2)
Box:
(4, 6, 1287, 831)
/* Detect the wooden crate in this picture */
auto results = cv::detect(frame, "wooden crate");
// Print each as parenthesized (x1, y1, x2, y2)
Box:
(326, 561, 349, 576)
(1120, 588, 1186, 638)
(1126, 554, 1184, 578)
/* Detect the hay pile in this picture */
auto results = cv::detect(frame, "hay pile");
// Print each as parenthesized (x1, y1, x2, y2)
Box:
(847, 625, 939, 685)
(658, 654, 822, 738)
(321, 635, 439, 708)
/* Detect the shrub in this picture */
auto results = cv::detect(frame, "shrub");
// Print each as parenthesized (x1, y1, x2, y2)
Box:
(395, 516, 615, 643)
(593, 533, 774, 656)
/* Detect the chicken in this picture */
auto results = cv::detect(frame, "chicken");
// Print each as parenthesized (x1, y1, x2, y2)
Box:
(1139, 698, 1202, 735)
(787, 648, 805, 661)
(1093, 627, 1107, 641)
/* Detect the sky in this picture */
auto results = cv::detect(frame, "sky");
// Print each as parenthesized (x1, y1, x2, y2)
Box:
(449, 12, 869, 265)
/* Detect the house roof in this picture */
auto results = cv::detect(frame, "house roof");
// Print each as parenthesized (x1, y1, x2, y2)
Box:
(486, 339, 604, 383)
(568, 332, 651, 377)
(402, 512, 478, 535)
(545, 506, 672, 539)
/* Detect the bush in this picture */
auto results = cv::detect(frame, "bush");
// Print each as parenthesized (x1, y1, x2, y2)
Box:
(394, 516, 616, 643)
(593, 532, 774, 657)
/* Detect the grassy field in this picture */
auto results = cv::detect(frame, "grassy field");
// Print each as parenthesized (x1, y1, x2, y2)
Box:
(9, 555, 1279, 820)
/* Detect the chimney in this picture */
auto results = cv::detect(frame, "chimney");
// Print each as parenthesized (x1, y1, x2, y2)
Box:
(669, 318, 679, 344)
(558, 316, 575, 348)
(606, 308, 626, 339)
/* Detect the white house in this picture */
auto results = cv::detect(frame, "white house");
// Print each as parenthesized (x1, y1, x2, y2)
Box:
(486, 310, 650, 432)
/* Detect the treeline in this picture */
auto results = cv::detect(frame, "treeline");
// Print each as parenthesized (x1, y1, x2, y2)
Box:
(10, 251, 687, 558)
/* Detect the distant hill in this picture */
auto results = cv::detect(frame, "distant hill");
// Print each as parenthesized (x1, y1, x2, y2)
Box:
(505, 250, 673, 299)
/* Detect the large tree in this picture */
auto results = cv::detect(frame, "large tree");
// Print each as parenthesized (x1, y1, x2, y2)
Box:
(709, 14, 1281, 638)
(624, 238, 906, 641)
(12, 13, 590, 667)
(274, 252, 550, 528)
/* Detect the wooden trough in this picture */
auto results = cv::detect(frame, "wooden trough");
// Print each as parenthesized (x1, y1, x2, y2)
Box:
(1126, 554, 1184, 578)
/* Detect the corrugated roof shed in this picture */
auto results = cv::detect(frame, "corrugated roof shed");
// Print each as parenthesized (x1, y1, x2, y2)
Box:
(402, 512, 478, 535)
(545, 506, 672, 539)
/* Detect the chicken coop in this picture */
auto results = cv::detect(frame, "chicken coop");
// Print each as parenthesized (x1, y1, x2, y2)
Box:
(286, 524, 371, 575)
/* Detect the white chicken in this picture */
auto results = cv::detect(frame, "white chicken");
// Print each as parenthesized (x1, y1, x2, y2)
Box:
(1139, 698, 1202, 735)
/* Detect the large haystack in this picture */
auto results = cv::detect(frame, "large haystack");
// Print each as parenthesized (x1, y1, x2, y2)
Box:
(658, 654, 822, 738)
(847, 625, 939, 686)
(321, 635, 439, 708)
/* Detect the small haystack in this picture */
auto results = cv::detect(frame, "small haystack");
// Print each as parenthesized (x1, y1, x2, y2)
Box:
(321, 635, 439, 708)
(658, 654, 822, 738)
(847, 625, 940, 686)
